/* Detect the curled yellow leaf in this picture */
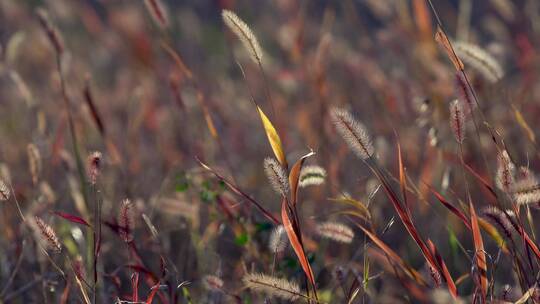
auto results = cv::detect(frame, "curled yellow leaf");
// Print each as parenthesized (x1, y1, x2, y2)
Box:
(513, 105, 536, 143)
(257, 106, 287, 168)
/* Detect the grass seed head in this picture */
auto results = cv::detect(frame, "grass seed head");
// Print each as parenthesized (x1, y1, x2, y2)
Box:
(143, 0, 170, 29)
(495, 150, 515, 193)
(263, 157, 289, 196)
(299, 165, 326, 187)
(482, 207, 515, 239)
(222, 10, 263, 65)
(268, 225, 288, 254)
(316, 221, 354, 244)
(512, 171, 540, 205)
(330, 107, 374, 160)
(27, 143, 41, 185)
(449, 99, 466, 144)
(118, 198, 135, 242)
(454, 41, 504, 83)
(242, 272, 301, 301)
(34, 216, 62, 253)
(0, 180, 10, 201)
(202, 275, 224, 292)
(35, 8, 64, 55)
(87, 151, 102, 185)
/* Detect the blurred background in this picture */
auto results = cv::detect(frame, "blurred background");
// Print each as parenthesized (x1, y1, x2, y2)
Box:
(1, 0, 540, 303)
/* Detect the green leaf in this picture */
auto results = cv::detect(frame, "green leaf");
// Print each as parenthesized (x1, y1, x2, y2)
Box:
(448, 229, 458, 258)
(218, 180, 226, 190)
(255, 222, 272, 232)
(283, 257, 299, 269)
(200, 189, 216, 203)
(181, 287, 193, 304)
(175, 173, 190, 192)
(234, 233, 249, 246)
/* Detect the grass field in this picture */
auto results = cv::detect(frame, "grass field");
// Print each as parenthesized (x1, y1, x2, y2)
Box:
(1, 0, 540, 303)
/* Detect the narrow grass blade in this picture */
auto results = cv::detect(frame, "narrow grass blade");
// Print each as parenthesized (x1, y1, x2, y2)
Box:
(53, 211, 90, 227)
(372, 166, 440, 282)
(463, 163, 497, 198)
(478, 218, 508, 254)
(425, 183, 471, 230)
(512, 104, 536, 144)
(83, 79, 106, 137)
(435, 26, 464, 71)
(469, 202, 487, 300)
(197, 158, 279, 224)
(355, 223, 427, 286)
(145, 284, 159, 304)
(397, 143, 409, 213)
(427, 239, 458, 299)
(329, 196, 371, 220)
(280, 198, 316, 292)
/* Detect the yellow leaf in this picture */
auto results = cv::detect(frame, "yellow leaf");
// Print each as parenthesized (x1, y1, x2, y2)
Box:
(329, 196, 371, 220)
(203, 107, 218, 139)
(257, 106, 287, 168)
(513, 105, 536, 143)
(478, 218, 508, 254)
(335, 209, 370, 222)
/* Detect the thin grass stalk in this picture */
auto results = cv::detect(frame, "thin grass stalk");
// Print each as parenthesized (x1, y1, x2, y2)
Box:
(160, 36, 240, 186)
(235, 60, 289, 170)
(497, 165, 540, 277)
(257, 61, 278, 129)
(3, 183, 88, 302)
(428, 0, 503, 202)
(0, 241, 25, 299)
(65, 252, 91, 304)
(193, 86, 240, 185)
(509, 202, 537, 280)
(7, 180, 26, 223)
(41, 19, 94, 294)
(197, 158, 279, 224)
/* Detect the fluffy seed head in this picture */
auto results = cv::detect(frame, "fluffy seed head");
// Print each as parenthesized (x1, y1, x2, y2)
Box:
(449, 99, 466, 144)
(429, 265, 442, 287)
(482, 207, 515, 239)
(72, 255, 86, 281)
(454, 41, 504, 83)
(512, 179, 540, 205)
(330, 107, 374, 159)
(34, 216, 62, 253)
(0, 180, 10, 201)
(495, 150, 515, 193)
(27, 143, 41, 185)
(242, 272, 301, 301)
(263, 157, 289, 196)
(118, 199, 135, 242)
(299, 165, 326, 187)
(455, 73, 475, 114)
(87, 151, 102, 185)
(517, 166, 535, 180)
(143, 0, 169, 29)
(222, 10, 263, 64)
(268, 225, 288, 254)
(36, 8, 64, 55)
(202, 275, 224, 292)
(316, 221, 354, 244)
